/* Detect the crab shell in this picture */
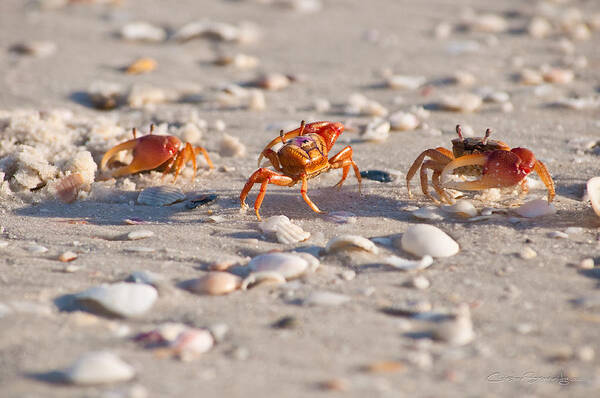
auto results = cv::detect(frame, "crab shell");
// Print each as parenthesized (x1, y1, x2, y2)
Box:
(450, 137, 510, 177)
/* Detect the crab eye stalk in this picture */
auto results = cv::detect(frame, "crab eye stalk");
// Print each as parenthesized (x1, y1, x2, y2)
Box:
(279, 129, 285, 144)
(455, 125, 465, 142)
(482, 128, 492, 145)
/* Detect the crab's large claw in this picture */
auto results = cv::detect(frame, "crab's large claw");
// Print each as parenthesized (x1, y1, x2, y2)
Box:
(100, 139, 139, 171)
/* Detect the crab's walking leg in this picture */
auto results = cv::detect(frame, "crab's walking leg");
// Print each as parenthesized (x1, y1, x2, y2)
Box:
(194, 146, 214, 170)
(172, 143, 197, 182)
(533, 161, 555, 203)
(406, 148, 453, 198)
(300, 175, 324, 214)
(421, 160, 453, 204)
(240, 168, 294, 220)
(329, 146, 362, 193)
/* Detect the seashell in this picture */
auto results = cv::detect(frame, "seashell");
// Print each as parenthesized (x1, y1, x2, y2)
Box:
(58, 251, 78, 262)
(434, 21, 453, 38)
(385, 75, 426, 90)
(12, 41, 56, 57)
(442, 199, 478, 218)
(469, 14, 507, 33)
(542, 68, 574, 84)
(55, 173, 85, 204)
(254, 73, 291, 91)
(184, 272, 241, 295)
(548, 231, 568, 239)
(519, 69, 543, 85)
(248, 252, 309, 279)
(407, 275, 430, 290)
(170, 329, 214, 361)
(241, 271, 286, 290)
(450, 70, 476, 86)
(432, 305, 474, 345)
(126, 230, 154, 240)
(528, 17, 553, 38)
(173, 21, 239, 42)
(411, 206, 444, 221)
(87, 81, 124, 110)
(75, 282, 158, 318)
(135, 323, 189, 345)
(120, 22, 166, 42)
(293, 252, 320, 272)
(248, 90, 266, 111)
(259, 215, 311, 244)
(303, 291, 350, 306)
(126, 57, 157, 75)
(312, 98, 331, 113)
(276, 0, 323, 13)
(361, 118, 390, 142)
(25, 243, 48, 254)
(219, 134, 246, 158)
(389, 111, 419, 131)
(325, 211, 357, 224)
(519, 247, 537, 260)
(439, 93, 482, 112)
(569, 23, 591, 40)
(124, 246, 155, 253)
(325, 235, 379, 254)
(514, 199, 556, 218)
(64, 351, 135, 385)
(137, 186, 185, 206)
(214, 53, 259, 69)
(400, 224, 459, 258)
(579, 258, 594, 270)
(186, 194, 218, 209)
(382, 255, 433, 271)
(554, 96, 600, 110)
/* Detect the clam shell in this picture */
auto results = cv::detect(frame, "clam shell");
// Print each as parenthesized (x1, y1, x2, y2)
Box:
(65, 351, 135, 385)
(247, 253, 309, 279)
(75, 283, 158, 318)
(400, 225, 459, 258)
(325, 235, 379, 254)
(514, 199, 556, 218)
(137, 186, 185, 206)
(587, 177, 600, 217)
(259, 215, 311, 244)
(184, 272, 241, 295)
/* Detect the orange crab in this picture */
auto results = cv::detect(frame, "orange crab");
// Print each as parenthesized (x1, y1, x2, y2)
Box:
(406, 125, 555, 203)
(100, 125, 213, 181)
(240, 121, 362, 220)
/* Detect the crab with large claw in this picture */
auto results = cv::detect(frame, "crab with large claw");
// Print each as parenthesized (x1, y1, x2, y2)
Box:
(406, 125, 555, 204)
(100, 125, 213, 181)
(240, 121, 362, 220)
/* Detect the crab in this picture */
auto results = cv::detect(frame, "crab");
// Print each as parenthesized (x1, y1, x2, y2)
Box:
(100, 124, 213, 181)
(406, 125, 555, 204)
(240, 120, 362, 220)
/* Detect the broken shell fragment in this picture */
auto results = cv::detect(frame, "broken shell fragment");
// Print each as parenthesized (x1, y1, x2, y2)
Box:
(400, 225, 459, 258)
(247, 253, 309, 279)
(587, 177, 600, 217)
(254, 73, 291, 91)
(184, 272, 242, 295)
(241, 271, 286, 290)
(442, 199, 478, 218)
(514, 199, 556, 218)
(137, 186, 185, 206)
(170, 329, 214, 361)
(383, 255, 433, 271)
(55, 173, 85, 203)
(126, 57, 157, 75)
(325, 235, 379, 255)
(59, 251, 78, 262)
(120, 22, 166, 42)
(259, 215, 311, 244)
(12, 41, 57, 57)
(439, 93, 482, 112)
(385, 75, 426, 90)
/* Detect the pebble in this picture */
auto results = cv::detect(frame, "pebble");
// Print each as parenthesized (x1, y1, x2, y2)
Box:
(399, 225, 459, 258)
(439, 93, 482, 113)
(120, 22, 166, 42)
(385, 75, 426, 90)
(432, 305, 474, 345)
(88, 81, 124, 110)
(75, 283, 158, 318)
(137, 186, 185, 206)
(127, 230, 154, 241)
(442, 199, 478, 218)
(248, 252, 309, 279)
(303, 291, 350, 306)
(407, 276, 430, 290)
(360, 170, 394, 183)
(519, 247, 537, 260)
(184, 272, 241, 295)
(219, 134, 246, 157)
(389, 111, 419, 131)
(58, 251, 78, 262)
(587, 177, 600, 217)
(259, 215, 311, 244)
(12, 41, 57, 57)
(383, 255, 433, 271)
(64, 351, 135, 385)
(361, 119, 390, 142)
(514, 199, 556, 218)
(325, 235, 379, 255)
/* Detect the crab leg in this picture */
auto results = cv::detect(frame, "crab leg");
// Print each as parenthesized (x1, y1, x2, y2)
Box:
(329, 146, 362, 192)
(533, 161, 555, 202)
(300, 175, 324, 214)
(406, 148, 453, 198)
(240, 168, 294, 220)
(194, 146, 214, 169)
(421, 160, 453, 204)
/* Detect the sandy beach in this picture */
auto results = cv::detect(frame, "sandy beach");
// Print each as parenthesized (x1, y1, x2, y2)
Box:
(1, 0, 600, 397)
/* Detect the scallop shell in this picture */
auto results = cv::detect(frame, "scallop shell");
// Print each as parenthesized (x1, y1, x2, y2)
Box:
(137, 186, 185, 206)
(325, 235, 379, 254)
(587, 177, 600, 217)
(259, 215, 310, 244)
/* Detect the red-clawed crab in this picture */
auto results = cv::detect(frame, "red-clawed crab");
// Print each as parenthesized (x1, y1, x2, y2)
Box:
(240, 121, 362, 220)
(100, 124, 213, 181)
(406, 125, 555, 204)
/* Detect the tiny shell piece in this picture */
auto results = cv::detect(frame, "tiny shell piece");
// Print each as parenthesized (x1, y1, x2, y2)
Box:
(12, 41, 56, 57)
(439, 93, 482, 113)
(542, 68, 574, 84)
(442, 199, 478, 218)
(247, 253, 309, 279)
(127, 230, 154, 240)
(64, 351, 135, 385)
(389, 111, 419, 131)
(120, 22, 167, 42)
(259, 215, 311, 244)
(400, 225, 459, 258)
(383, 255, 433, 271)
(184, 272, 241, 295)
(59, 251, 78, 262)
(514, 199, 556, 218)
(170, 329, 214, 361)
(241, 271, 286, 290)
(411, 206, 444, 221)
(137, 186, 185, 206)
(254, 73, 291, 91)
(385, 75, 426, 90)
(325, 235, 379, 254)
(126, 58, 157, 75)
(587, 177, 600, 217)
(325, 211, 357, 224)
(55, 173, 85, 204)
(304, 291, 351, 306)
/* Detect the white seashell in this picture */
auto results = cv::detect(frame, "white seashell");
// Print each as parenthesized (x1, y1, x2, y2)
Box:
(312, 98, 331, 113)
(528, 17, 553, 38)
(219, 134, 246, 157)
(248, 90, 266, 111)
(389, 112, 419, 131)
(439, 93, 482, 112)
(519, 69, 543, 85)
(554, 96, 600, 110)
(127, 230, 154, 240)
(241, 271, 286, 290)
(519, 247, 537, 260)
(12, 41, 57, 57)
(277, 0, 323, 13)
(65, 351, 135, 385)
(542, 68, 574, 84)
(293, 252, 320, 272)
(325, 211, 357, 224)
(259, 215, 311, 244)
(25, 243, 48, 254)
(254, 73, 291, 91)
(442, 199, 478, 218)
(579, 258, 595, 270)
(75, 283, 158, 318)
(325, 235, 379, 254)
(470, 14, 507, 33)
(184, 272, 241, 295)
(361, 119, 390, 142)
(400, 225, 459, 258)
(55, 173, 85, 204)
(432, 305, 474, 345)
(248, 252, 309, 279)
(120, 22, 166, 42)
(408, 276, 430, 290)
(137, 186, 185, 206)
(514, 199, 556, 218)
(434, 21, 453, 38)
(303, 291, 351, 306)
(58, 251, 78, 262)
(361, 100, 388, 117)
(450, 71, 476, 86)
(385, 75, 426, 90)
(548, 231, 568, 239)
(411, 206, 444, 221)
(383, 255, 433, 271)
(170, 329, 214, 361)
(173, 21, 239, 42)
